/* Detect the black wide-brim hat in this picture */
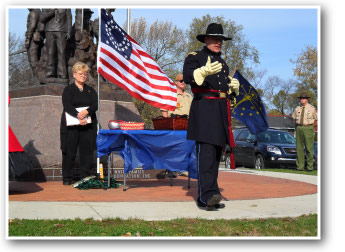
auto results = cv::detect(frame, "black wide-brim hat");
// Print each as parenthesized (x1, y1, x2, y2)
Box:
(197, 23, 232, 43)
(297, 93, 311, 99)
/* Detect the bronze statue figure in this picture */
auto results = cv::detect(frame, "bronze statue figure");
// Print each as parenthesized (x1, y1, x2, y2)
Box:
(25, 9, 44, 81)
(22, 8, 111, 88)
(66, 8, 97, 82)
(40, 9, 72, 80)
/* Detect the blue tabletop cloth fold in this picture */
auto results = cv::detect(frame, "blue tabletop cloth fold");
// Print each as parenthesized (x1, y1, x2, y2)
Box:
(97, 130, 197, 179)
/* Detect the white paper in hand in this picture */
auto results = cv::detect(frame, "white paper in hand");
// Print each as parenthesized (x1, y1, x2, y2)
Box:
(65, 107, 91, 126)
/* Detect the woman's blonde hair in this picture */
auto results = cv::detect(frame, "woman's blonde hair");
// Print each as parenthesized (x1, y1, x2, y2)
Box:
(72, 62, 89, 73)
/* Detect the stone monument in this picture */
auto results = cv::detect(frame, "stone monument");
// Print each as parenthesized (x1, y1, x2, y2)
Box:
(8, 8, 156, 182)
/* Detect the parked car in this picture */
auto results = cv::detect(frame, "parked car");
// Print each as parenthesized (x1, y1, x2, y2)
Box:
(223, 128, 298, 169)
(220, 129, 242, 163)
(312, 142, 318, 169)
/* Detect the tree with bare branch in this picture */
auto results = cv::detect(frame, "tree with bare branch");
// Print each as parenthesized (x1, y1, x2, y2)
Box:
(130, 17, 186, 79)
(8, 32, 31, 89)
(130, 18, 188, 128)
(290, 45, 318, 107)
(185, 14, 260, 79)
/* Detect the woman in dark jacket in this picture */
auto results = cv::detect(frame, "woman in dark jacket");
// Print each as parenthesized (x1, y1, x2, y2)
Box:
(60, 62, 98, 185)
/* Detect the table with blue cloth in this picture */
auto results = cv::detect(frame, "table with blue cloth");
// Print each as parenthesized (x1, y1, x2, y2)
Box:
(96, 129, 197, 190)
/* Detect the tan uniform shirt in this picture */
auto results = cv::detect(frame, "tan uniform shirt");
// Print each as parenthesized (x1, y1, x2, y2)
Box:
(161, 92, 193, 116)
(292, 103, 317, 125)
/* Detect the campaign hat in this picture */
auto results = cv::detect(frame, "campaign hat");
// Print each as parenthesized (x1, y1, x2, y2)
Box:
(197, 23, 232, 43)
(297, 93, 311, 99)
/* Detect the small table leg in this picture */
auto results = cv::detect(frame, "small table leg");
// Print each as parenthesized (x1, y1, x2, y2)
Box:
(123, 169, 127, 191)
(107, 154, 111, 188)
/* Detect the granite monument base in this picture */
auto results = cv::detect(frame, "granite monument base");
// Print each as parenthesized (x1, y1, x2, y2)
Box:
(8, 85, 152, 181)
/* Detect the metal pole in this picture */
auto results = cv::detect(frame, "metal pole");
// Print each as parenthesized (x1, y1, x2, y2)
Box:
(96, 8, 101, 175)
(107, 154, 111, 188)
(108, 153, 111, 188)
(126, 8, 131, 35)
(123, 166, 127, 191)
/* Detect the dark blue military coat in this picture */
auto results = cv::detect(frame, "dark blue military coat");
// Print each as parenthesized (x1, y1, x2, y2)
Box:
(183, 46, 231, 147)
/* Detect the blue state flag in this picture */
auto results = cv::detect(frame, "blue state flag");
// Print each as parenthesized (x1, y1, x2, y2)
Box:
(232, 70, 269, 134)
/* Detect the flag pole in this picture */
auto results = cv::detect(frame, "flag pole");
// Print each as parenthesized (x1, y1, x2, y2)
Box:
(230, 68, 237, 78)
(96, 8, 101, 175)
(127, 8, 131, 34)
(122, 7, 131, 190)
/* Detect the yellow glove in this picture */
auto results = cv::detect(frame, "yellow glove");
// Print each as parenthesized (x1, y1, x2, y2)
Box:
(228, 76, 240, 96)
(193, 56, 222, 86)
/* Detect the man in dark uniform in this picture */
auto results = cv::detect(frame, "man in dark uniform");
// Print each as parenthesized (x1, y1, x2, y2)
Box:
(183, 23, 239, 211)
(40, 8, 72, 79)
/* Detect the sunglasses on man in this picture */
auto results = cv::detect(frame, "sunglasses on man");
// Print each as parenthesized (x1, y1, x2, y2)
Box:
(175, 80, 184, 83)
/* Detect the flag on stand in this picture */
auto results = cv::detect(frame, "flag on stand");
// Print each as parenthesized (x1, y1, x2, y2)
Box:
(97, 9, 177, 111)
(232, 70, 269, 134)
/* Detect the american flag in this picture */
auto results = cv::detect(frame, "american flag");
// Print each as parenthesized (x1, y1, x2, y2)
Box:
(97, 9, 177, 111)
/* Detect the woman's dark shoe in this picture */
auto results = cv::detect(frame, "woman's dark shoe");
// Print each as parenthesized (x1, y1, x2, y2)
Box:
(63, 181, 72, 186)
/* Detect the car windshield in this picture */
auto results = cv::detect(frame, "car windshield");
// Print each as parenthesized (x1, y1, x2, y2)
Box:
(257, 131, 296, 144)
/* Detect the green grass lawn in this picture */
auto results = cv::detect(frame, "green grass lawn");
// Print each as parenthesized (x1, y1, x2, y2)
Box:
(257, 168, 318, 176)
(233, 166, 318, 176)
(9, 214, 317, 237)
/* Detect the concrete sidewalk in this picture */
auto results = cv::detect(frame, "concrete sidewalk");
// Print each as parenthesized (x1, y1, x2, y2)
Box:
(8, 168, 318, 221)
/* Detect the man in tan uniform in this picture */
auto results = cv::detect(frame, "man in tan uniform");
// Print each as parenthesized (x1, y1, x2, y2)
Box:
(292, 93, 317, 171)
(161, 73, 192, 178)
(161, 73, 193, 118)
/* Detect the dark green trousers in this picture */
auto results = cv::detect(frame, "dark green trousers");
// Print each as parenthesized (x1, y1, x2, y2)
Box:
(296, 125, 315, 170)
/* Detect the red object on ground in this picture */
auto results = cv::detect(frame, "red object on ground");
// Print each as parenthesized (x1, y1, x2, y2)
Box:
(9, 126, 24, 152)
(9, 94, 24, 152)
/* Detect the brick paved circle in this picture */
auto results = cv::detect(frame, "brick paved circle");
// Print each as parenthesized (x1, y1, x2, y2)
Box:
(9, 172, 317, 202)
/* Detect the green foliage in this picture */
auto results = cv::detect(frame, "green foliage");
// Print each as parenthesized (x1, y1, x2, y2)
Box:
(256, 88, 264, 97)
(272, 89, 296, 116)
(290, 45, 318, 108)
(267, 109, 283, 116)
(257, 168, 318, 176)
(132, 98, 161, 129)
(9, 214, 317, 237)
(185, 14, 260, 78)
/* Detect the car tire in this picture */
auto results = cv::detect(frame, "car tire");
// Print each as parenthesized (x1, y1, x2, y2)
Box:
(225, 153, 231, 169)
(220, 152, 225, 162)
(254, 154, 265, 170)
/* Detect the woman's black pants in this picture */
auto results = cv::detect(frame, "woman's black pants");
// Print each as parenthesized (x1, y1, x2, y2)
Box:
(61, 125, 95, 182)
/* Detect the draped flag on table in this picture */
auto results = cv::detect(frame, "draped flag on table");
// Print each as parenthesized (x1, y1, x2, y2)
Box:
(97, 9, 177, 111)
(232, 70, 269, 134)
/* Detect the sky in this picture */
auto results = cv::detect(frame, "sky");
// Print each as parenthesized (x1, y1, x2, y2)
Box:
(7, 7, 318, 86)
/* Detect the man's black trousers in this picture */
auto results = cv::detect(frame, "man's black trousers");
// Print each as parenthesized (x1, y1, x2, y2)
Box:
(62, 125, 95, 182)
(196, 142, 222, 204)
